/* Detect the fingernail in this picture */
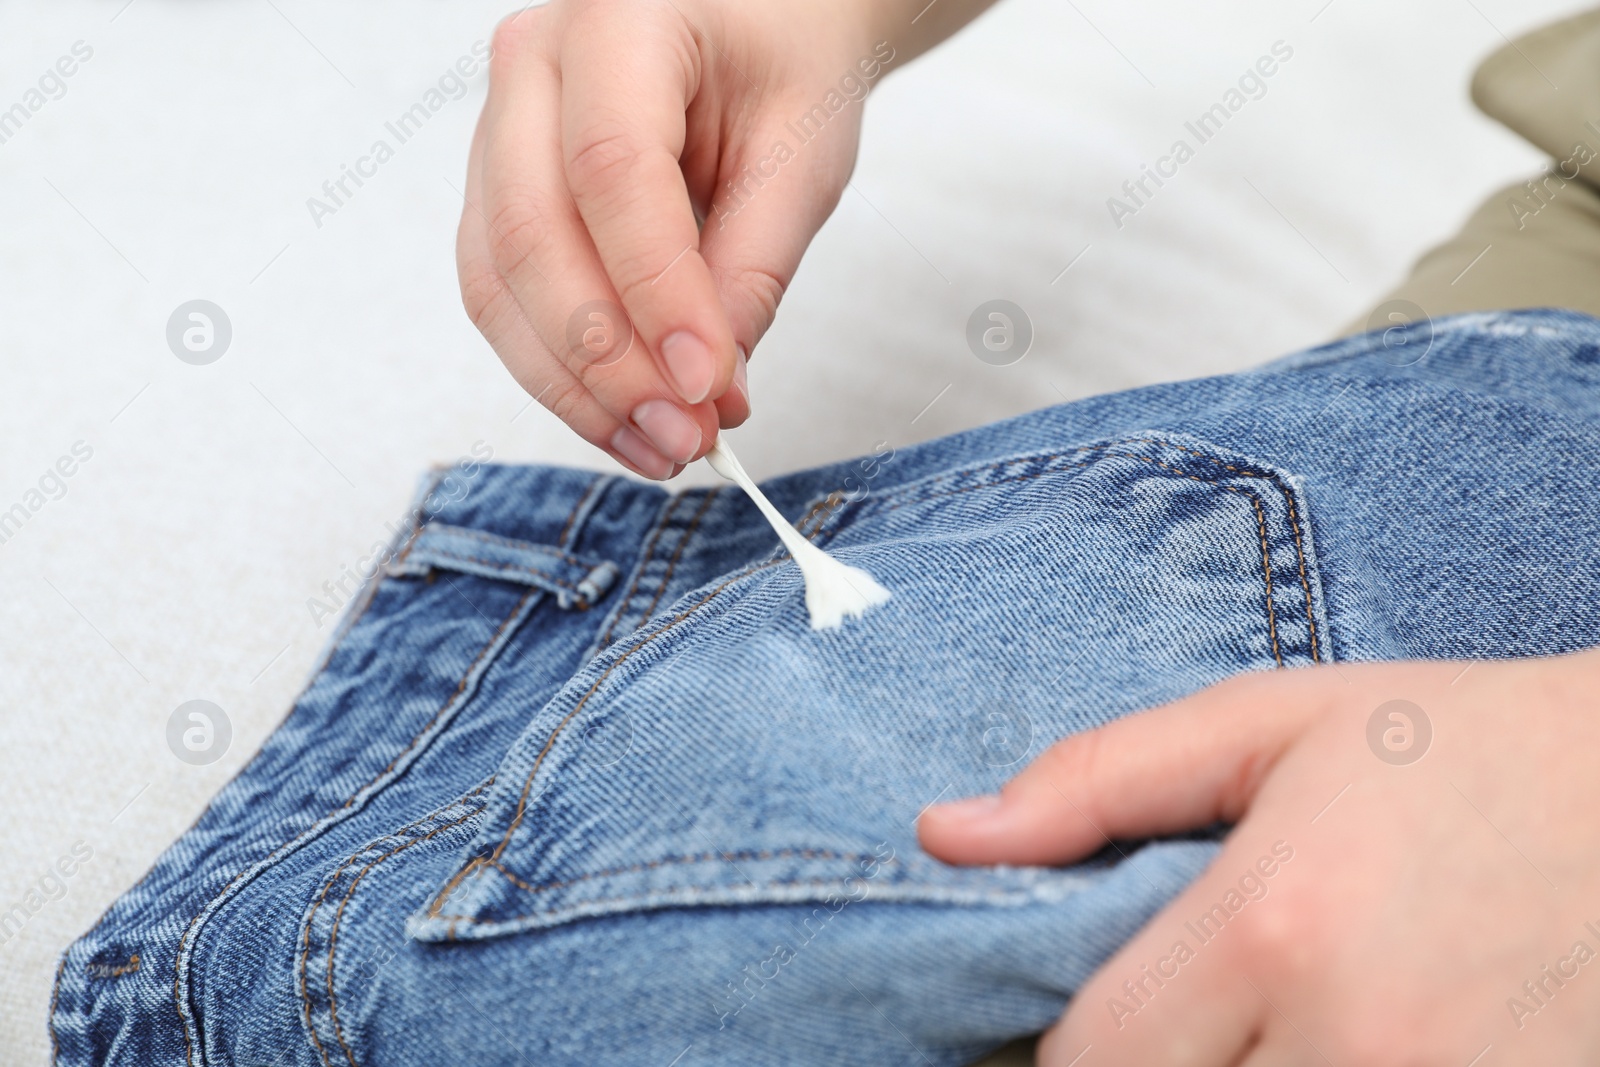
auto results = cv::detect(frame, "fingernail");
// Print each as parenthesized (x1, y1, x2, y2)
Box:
(609, 426, 674, 480)
(732, 344, 749, 405)
(631, 399, 703, 463)
(928, 794, 1003, 821)
(660, 331, 716, 404)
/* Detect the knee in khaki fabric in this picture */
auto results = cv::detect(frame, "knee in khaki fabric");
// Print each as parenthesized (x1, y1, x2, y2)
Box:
(1343, 176, 1600, 335)
(1349, 6, 1600, 334)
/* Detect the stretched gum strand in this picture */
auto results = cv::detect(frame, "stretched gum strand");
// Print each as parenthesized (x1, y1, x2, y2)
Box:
(705, 439, 890, 630)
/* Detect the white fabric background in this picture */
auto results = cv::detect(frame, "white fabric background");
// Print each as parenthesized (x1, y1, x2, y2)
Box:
(0, 0, 1579, 1060)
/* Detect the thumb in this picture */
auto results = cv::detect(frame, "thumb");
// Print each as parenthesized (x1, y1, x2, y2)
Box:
(919, 669, 1333, 867)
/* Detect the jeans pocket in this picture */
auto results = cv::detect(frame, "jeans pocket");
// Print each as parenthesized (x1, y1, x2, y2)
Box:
(407, 434, 1330, 943)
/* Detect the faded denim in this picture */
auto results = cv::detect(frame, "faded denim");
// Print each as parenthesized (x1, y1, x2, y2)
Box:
(52, 309, 1600, 1066)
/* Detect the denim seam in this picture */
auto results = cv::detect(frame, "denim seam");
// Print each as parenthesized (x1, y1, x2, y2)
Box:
(439, 878, 913, 925)
(848, 450, 1289, 662)
(322, 804, 488, 1067)
(430, 439, 1319, 931)
(166, 480, 601, 1067)
(596, 493, 685, 650)
(314, 468, 449, 676)
(594, 488, 845, 651)
(1142, 439, 1321, 663)
(298, 780, 494, 1067)
(838, 437, 1319, 662)
(558, 476, 606, 548)
(161, 480, 435, 1067)
(424, 509, 909, 925)
(634, 488, 722, 629)
(794, 492, 847, 542)
(843, 439, 1258, 517)
(175, 585, 541, 1067)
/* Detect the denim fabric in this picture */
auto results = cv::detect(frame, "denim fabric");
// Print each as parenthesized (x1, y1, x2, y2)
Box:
(52, 309, 1600, 1067)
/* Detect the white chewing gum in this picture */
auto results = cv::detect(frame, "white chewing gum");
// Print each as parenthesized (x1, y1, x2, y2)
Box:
(705, 439, 891, 630)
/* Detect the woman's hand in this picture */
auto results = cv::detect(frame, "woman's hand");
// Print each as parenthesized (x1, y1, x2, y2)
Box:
(457, 0, 898, 479)
(921, 651, 1600, 1065)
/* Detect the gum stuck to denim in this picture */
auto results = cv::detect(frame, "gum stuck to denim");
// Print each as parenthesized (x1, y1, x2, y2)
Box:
(52, 309, 1600, 1067)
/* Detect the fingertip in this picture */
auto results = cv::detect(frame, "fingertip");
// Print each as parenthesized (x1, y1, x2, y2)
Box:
(714, 348, 751, 427)
(660, 330, 717, 404)
(630, 399, 703, 464)
(921, 779, 1112, 869)
(917, 794, 1004, 863)
(732, 343, 749, 404)
(928, 794, 1005, 823)
(609, 426, 675, 481)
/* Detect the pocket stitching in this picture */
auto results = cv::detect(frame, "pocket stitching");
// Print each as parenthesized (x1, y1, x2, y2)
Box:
(428, 437, 1322, 933)
(818, 437, 1319, 663)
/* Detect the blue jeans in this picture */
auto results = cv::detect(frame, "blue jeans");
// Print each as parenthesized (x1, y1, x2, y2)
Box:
(52, 309, 1600, 1066)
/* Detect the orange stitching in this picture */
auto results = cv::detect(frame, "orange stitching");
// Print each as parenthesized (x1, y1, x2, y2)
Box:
(84, 953, 141, 979)
(426, 502, 882, 916)
(851, 439, 1312, 662)
(335, 585, 540, 812)
(597, 493, 683, 649)
(1090, 456, 1283, 666)
(1139, 438, 1320, 663)
(174, 480, 595, 1067)
(484, 555, 790, 867)
(1095, 456, 1284, 666)
(798, 492, 844, 534)
(636, 489, 721, 627)
(1231, 485, 1283, 667)
(178, 584, 535, 1067)
(324, 807, 484, 1067)
(391, 529, 421, 567)
(1279, 489, 1320, 662)
(297, 780, 493, 1067)
(388, 468, 454, 571)
(483, 847, 881, 894)
(1087, 437, 1316, 661)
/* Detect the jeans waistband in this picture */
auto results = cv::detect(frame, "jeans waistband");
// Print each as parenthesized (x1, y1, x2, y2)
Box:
(420, 461, 870, 651)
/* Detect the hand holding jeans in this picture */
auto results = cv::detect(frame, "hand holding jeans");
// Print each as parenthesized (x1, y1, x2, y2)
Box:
(924, 651, 1600, 1064)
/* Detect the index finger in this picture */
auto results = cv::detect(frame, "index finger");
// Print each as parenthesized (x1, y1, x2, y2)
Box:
(559, 1, 738, 409)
